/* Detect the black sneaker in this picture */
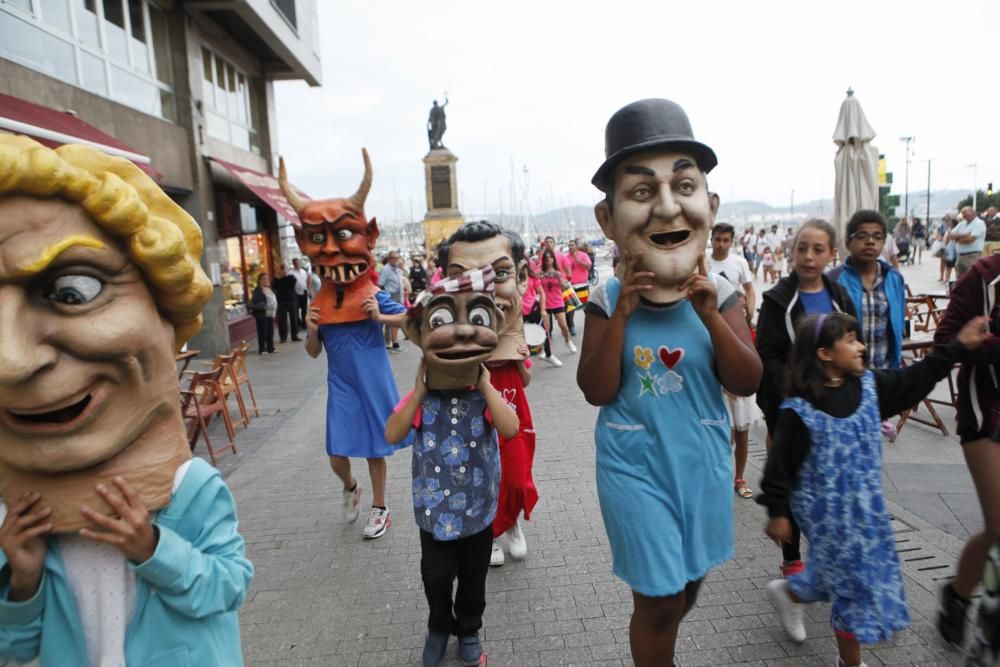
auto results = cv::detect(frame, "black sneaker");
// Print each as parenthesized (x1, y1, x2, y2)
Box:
(937, 583, 970, 645)
(392, 342, 400, 350)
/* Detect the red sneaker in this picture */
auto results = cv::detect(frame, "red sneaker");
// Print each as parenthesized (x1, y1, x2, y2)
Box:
(780, 560, 805, 578)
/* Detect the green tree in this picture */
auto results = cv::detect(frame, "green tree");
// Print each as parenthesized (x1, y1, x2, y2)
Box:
(957, 190, 1000, 212)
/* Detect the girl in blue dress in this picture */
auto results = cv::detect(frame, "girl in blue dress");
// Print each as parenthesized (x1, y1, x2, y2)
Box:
(758, 312, 987, 667)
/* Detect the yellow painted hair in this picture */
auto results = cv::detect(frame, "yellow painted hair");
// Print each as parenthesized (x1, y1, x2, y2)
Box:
(0, 133, 212, 348)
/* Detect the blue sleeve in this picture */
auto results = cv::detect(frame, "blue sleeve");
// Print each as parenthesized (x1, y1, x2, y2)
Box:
(376, 290, 406, 315)
(132, 474, 254, 620)
(0, 568, 45, 663)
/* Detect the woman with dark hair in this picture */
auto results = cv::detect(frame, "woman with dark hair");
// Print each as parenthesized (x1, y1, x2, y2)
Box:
(759, 312, 985, 667)
(755, 219, 856, 578)
(539, 248, 575, 359)
(933, 255, 1000, 652)
(249, 273, 277, 354)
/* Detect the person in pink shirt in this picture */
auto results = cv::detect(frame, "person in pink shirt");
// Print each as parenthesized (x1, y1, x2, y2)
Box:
(539, 248, 576, 359)
(565, 238, 594, 336)
(522, 262, 555, 364)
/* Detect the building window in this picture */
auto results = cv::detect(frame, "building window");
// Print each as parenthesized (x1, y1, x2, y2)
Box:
(270, 0, 295, 30)
(200, 46, 261, 155)
(0, 0, 175, 121)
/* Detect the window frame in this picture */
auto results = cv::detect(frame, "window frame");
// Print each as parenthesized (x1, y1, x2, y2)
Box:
(0, 0, 174, 120)
(199, 43, 261, 153)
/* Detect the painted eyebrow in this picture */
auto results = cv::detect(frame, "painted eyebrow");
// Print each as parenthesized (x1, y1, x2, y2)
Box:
(427, 294, 457, 309)
(15, 235, 108, 277)
(467, 295, 495, 310)
(672, 159, 696, 172)
(623, 166, 656, 177)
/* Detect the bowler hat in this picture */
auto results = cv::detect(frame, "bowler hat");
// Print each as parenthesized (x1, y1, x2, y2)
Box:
(592, 99, 717, 192)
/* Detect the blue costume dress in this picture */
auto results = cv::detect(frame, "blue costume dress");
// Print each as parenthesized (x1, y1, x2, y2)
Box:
(320, 291, 405, 458)
(592, 278, 735, 596)
(781, 372, 910, 643)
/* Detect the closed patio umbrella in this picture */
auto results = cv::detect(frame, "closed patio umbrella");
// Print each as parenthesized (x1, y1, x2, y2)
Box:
(832, 88, 880, 252)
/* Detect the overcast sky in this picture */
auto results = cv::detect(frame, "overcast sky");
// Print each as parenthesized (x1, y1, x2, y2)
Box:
(274, 0, 999, 225)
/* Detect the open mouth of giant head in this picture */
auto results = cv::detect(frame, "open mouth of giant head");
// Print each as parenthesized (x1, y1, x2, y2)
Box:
(647, 229, 692, 250)
(317, 262, 368, 284)
(433, 347, 491, 362)
(5, 390, 95, 431)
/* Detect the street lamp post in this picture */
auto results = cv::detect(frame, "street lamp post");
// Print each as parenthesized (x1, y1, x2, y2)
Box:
(967, 163, 978, 212)
(900, 136, 915, 220)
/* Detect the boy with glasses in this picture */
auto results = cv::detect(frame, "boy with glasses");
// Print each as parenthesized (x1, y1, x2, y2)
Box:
(828, 210, 907, 435)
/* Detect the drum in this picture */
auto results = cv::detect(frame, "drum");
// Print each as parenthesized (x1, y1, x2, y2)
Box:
(524, 323, 547, 347)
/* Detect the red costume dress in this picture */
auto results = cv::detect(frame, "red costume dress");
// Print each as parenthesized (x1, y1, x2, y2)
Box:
(487, 360, 539, 537)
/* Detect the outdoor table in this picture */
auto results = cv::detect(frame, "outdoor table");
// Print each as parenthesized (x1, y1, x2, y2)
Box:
(892, 337, 955, 440)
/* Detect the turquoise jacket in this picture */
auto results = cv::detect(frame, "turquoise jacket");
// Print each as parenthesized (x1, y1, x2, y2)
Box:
(828, 257, 907, 368)
(0, 458, 253, 666)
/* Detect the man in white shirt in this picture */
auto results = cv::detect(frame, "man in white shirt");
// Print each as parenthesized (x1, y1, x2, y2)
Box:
(707, 221, 757, 501)
(289, 257, 310, 327)
(949, 206, 987, 277)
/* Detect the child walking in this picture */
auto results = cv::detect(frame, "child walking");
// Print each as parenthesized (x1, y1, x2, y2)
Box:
(386, 268, 518, 667)
(758, 312, 987, 667)
(755, 219, 856, 578)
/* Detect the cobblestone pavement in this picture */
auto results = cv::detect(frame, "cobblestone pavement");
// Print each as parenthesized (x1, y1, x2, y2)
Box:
(204, 264, 978, 666)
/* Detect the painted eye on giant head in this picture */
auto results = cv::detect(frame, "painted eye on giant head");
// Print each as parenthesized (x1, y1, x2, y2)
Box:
(428, 308, 455, 329)
(631, 185, 653, 201)
(468, 306, 492, 327)
(336, 229, 354, 241)
(47, 274, 103, 306)
(494, 268, 510, 281)
(311, 231, 325, 244)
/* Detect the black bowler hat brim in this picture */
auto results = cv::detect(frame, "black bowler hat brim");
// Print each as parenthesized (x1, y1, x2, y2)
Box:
(591, 138, 718, 192)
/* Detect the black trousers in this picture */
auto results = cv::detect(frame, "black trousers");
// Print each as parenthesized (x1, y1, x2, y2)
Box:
(420, 526, 492, 636)
(254, 316, 275, 353)
(276, 300, 298, 341)
(296, 293, 308, 327)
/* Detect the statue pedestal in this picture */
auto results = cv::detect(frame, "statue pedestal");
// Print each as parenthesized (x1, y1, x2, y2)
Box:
(422, 148, 464, 256)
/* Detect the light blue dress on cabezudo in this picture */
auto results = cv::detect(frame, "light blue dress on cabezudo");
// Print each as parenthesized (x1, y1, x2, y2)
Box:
(593, 278, 734, 597)
(781, 371, 910, 642)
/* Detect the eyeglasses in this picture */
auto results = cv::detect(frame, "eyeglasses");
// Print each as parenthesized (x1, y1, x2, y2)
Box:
(850, 231, 885, 243)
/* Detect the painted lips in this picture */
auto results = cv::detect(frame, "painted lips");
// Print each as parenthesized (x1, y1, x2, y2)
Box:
(648, 229, 692, 249)
(318, 263, 367, 283)
(4, 385, 100, 433)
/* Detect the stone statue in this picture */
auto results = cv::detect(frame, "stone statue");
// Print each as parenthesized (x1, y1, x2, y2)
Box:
(427, 97, 449, 150)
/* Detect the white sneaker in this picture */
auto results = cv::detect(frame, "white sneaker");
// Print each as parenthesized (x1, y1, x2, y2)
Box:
(543, 354, 563, 368)
(490, 540, 505, 567)
(836, 660, 868, 667)
(765, 579, 806, 643)
(504, 521, 527, 560)
(363, 506, 390, 539)
(567, 340, 578, 354)
(342, 484, 361, 523)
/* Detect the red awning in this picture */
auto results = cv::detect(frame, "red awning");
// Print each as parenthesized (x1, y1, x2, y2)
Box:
(210, 158, 305, 225)
(0, 93, 163, 181)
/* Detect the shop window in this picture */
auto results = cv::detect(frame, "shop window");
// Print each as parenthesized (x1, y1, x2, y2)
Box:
(0, 0, 175, 121)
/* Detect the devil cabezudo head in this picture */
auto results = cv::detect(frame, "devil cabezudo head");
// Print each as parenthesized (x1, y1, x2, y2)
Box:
(404, 267, 504, 391)
(279, 149, 380, 324)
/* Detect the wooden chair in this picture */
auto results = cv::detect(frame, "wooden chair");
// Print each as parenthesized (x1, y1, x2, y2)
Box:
(180, 367, 237, 465)
(232, 342, 260, 420)
(892, 338, 950, 440)
(196, 353, 250, 429)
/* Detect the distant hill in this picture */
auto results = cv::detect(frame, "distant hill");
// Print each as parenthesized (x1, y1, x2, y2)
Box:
(717, 189, 969, 223)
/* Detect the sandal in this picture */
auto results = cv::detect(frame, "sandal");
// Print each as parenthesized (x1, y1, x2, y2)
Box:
(734, 479, 753, 499)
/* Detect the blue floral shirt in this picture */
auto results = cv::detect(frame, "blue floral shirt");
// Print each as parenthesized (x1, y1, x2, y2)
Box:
(406, 389, 500, 540)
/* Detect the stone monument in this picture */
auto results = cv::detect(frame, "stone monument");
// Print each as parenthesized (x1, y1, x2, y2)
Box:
(422, 97, 464, 256)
